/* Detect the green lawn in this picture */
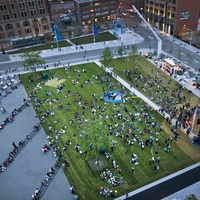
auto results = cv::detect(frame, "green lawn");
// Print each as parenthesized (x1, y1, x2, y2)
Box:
(110, 56, 198, 109)
(71, 32, 118, 45)
(8, 40, 71, 55)
(20, 62, 198, 200)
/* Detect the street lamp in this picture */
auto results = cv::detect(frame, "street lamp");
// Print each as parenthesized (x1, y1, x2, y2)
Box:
(187, 28, 193, 50)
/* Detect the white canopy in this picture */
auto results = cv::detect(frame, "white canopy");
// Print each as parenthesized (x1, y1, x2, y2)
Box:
(164, 58, 176, 66)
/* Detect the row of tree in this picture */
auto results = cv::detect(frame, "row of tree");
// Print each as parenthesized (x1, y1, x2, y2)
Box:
(20, 44, 139, 71)
(169, 45, 193, 65)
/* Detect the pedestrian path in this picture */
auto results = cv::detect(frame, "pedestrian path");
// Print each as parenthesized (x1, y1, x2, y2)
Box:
(7, 29, 144, 62)
(0, 84, 74, 200)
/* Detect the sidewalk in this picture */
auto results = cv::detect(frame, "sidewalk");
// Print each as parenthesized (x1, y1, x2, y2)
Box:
(0, 85, 74, 200)
(7, 29, 144, 62)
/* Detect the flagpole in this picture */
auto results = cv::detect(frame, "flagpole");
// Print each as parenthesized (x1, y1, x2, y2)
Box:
(54, 25, 60, 49)
(92, 19, 95, 43)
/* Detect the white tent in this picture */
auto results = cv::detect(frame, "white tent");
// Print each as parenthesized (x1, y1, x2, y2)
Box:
(163, 58, 176, 66)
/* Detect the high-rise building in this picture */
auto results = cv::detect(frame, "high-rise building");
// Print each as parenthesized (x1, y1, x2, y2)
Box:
(74, 0, 117, 26)
(0, 0, 52, 47)
(144, 0, 200, 36)
(118, 0, 145, 12)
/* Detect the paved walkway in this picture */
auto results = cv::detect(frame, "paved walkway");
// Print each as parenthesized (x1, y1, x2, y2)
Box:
(0, 84, 74, 200)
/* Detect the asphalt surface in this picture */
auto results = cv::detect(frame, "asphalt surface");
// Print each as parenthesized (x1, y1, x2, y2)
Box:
(127, 166, 200, 200)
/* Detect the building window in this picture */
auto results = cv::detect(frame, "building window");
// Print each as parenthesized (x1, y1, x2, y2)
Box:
(19, 3, 25, 8)
(42, 25, 49, 30)
(23, 21, 30, 27)
(160, 4, 164, 8)
(82, 15, 90, 19)
(39, 9, 45, 14)
(28, 1, 35, 7)
(18, 30, 22, 36)
(11, 4, 15, 9)
(2, 14, 10, 20)
(7, 32, 15, 37)
(5, 24, 13, 30)
(21, 12, 27, 17)
(38, 0, 44, 5)
(102, 6, 109, 10)
(95, 13, 101, 16)
(0, 5, 7, 10)
(0, 26, 2, 31)
(0, 33, 5, 39)
(41, 18, 48, 24)
(25, 28, 31, 34)
(16, 23, 20, 28)
(30, 10, 37, 16)
(13, 13, 17, 18)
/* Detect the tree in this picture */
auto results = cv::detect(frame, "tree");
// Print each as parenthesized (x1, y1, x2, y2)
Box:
(20, 51, 46, 71)
(100, 47, 113, 67)
(178, 49, 182, 61)
(118, 45, 124, 58)
(185, 194, 198, 200)
(81, 119, 111, 165)
(169, 45, 174, 55)
(128, 44, 138, 64)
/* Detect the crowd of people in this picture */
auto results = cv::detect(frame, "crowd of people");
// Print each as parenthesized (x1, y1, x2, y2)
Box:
(23, 63, 196, 199)
(0, 123, 40, 174)
(0, 98, 31, 130)
(0, 74, 21, 101)
(31, 164, 59, 200)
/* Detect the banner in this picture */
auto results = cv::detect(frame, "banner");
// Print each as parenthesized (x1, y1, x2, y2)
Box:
(54, 25, 62, 42)
(93, 23, 98, 37)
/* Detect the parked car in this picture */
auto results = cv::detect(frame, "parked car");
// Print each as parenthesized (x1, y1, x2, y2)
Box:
(60, 14, 68, 18)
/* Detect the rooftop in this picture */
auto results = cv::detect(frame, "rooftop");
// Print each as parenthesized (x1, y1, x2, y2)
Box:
(74, 0, 98, 3)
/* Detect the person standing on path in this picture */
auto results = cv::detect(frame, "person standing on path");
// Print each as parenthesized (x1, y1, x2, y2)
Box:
(0, 107, 6, 114)
(12, 142, 17, 149)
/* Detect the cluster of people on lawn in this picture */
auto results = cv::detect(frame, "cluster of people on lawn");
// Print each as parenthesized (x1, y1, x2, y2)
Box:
(25, 68, 195, 198)
(123, 68, 194, 133)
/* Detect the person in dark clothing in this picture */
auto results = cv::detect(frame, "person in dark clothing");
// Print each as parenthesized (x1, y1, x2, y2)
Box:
(12, 142, 17, 149)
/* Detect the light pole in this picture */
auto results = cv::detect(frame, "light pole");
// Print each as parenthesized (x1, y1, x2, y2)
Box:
(187, 28, 193, 50)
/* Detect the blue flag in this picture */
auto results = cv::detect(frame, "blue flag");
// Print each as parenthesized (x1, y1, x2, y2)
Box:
(54, 25, 62, 42)
(120, 20, 124, 34)
(93, 23, 98, 37)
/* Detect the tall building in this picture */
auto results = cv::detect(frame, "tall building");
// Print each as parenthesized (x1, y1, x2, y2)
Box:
(0, 0, 52, 47)
(118, 0, 145, 12)
(144, 0, 200, 36)
(74, 0, 117, 26)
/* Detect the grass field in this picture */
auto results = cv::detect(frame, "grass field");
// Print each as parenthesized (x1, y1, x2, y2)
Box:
(111, 56, 198, 109)
(20, 60, 200, 200)
(71, 32, 118, 45)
